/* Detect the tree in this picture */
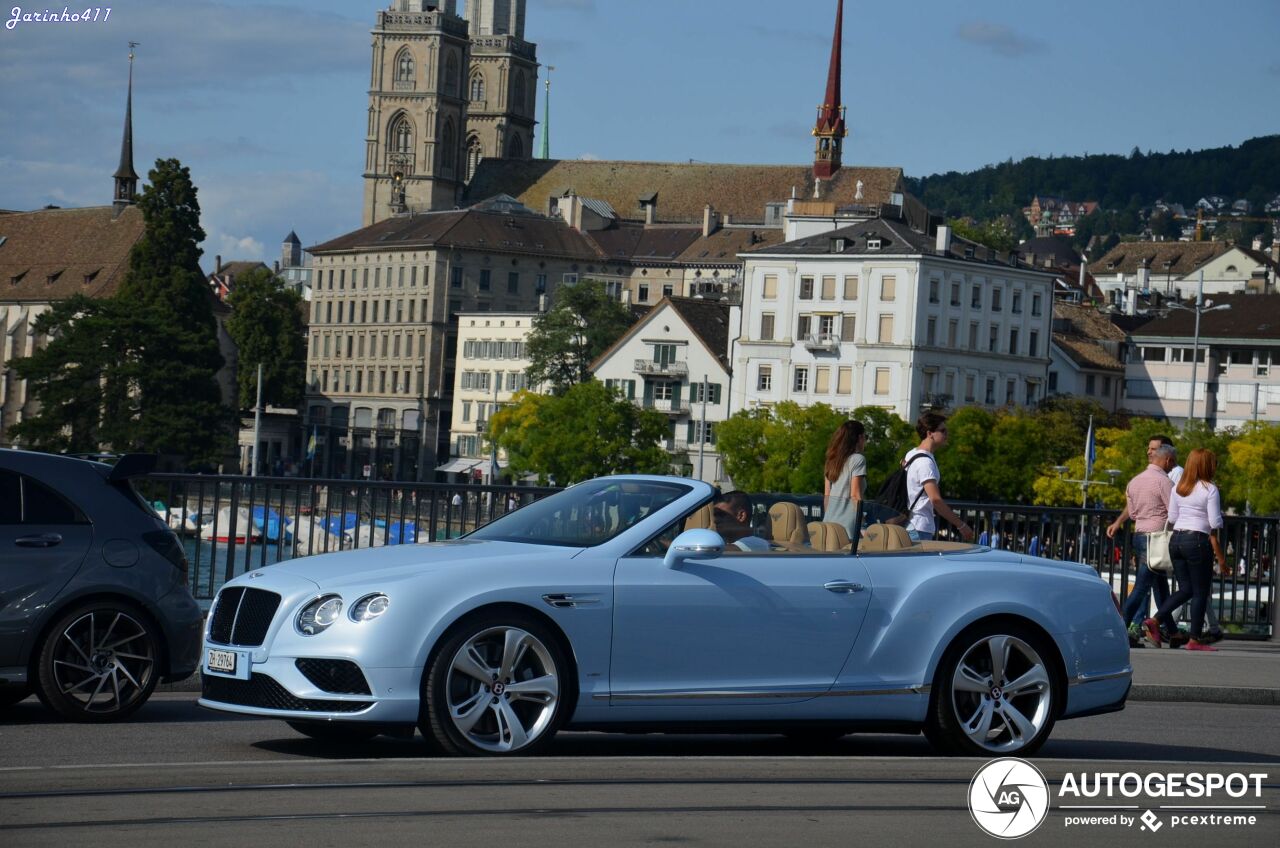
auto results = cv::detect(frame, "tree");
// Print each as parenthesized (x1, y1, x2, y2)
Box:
(488, 380, 669, 485)
(850, 406, 916, 492)
(525, 279, 633, 393)
(226, 267, 307, 410)
(717, 402, 846, 493)
(1223, 423, 1280, 515)
(934, 406, 994, 500)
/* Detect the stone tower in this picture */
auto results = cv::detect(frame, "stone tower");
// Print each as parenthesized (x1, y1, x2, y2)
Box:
(363, 0, 538, 226)
(462, 0, 538, 181)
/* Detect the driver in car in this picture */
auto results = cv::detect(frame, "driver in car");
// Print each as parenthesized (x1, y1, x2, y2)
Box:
(713, 491, 771, 551)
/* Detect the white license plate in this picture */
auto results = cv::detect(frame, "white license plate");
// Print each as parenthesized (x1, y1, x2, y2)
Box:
(206, 649, 237, 675)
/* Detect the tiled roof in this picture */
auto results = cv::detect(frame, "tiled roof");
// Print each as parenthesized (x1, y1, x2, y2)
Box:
(1239, 246, 1280, 272)
(309, 207, 604, 261)
(463, 159, 904, 223)
(209, 261, 267, 281)
(1051, 302, 1126, 371)
(676, 227, 786, 265)
(1129, 292, 1280, 342)
(584, 225, 702, 265)
(591, 296, 732, 374)
(0, 206, 145, 302)
(1091, 240, 1232, 277)
(1016, 236, 1081, 268)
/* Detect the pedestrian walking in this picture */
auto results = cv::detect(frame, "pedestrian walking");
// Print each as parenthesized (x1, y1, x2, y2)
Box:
(901, 413, 973, 543)
(1108, 437, 1177, 643)
(822, 420, 868, 536)
(1143, 448, 1228, 652)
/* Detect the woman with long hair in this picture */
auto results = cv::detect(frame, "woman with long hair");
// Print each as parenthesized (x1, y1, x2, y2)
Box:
(823, 420, 867, 534)
(1143, 448, 1227, 652)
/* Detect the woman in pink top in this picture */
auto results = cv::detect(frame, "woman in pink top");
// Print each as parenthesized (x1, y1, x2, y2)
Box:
(1143, 449, 1228, 651)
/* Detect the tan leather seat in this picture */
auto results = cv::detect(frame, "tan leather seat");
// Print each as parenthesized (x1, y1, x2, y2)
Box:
(767, 501, 808, 546)
(860, 523, 914, 552)
(807, 521, 852, 552)
(683, 502, 716, 532)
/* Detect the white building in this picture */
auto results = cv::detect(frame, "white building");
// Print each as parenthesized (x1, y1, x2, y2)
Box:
(1124, 292, 1280, 429)
(443, 311, 537, 481)
(1091, 240, 1278, 300)
(591, 297, 732, 484)
(1047, 301, 1127, 412)
(732, 219, 1056, 419)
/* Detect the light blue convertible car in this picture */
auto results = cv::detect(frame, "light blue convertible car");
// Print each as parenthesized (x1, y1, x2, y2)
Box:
(198, 476, 1131, 756)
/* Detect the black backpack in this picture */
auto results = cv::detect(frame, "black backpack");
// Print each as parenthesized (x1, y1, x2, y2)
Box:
(874, 453, 933, 517)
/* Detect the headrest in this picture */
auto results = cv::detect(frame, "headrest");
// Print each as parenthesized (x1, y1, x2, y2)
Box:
(683, 502, 716, 532)
(860, 523, 914, 552)
(767, 501, 807, 545)
(808, 521, 852, 552)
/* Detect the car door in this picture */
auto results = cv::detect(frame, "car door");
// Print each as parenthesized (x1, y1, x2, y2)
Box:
(0, 470, 95, 667)
(610, 547, 873, 705)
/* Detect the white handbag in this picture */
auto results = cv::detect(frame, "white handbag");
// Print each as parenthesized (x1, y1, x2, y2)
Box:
(1146, 529, 1173, 573)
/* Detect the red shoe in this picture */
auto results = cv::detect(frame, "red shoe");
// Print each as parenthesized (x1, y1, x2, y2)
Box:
(1142, 618, 1163, 647)
(1185, 640, 1218, 652)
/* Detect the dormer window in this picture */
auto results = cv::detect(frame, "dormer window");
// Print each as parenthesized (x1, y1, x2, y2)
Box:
(1225, 265, 1237, 273)
(866, 237, 882, 250)
(83, 269, 99, 286)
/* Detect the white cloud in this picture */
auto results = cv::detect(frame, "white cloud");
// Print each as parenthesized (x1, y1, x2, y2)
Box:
(956, 21, 1044, 58)
(578, 152, 600, 161)
(214, 233, 266, 262)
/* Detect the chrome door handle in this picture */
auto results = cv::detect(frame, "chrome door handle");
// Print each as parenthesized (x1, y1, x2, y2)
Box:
(16, 533, 62, 548)
(824, 580, 864, 593)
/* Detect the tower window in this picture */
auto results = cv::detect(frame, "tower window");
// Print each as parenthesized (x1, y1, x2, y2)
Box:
(444, 52, 459, 96)
(466, 135, 483, 181)
(440, 119, 456, 174)
(470, 73, 485, 103)
(394, 48, 414, 82)
(506, 134, 523, 158)
(391, 115, 412, 154)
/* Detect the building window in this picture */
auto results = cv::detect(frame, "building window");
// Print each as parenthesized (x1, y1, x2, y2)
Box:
(759, 313, 775, 340)
(818, 314, 836, 336)
(1009, 328, 1019, 355)
(1103, 376, 1112, 396)
(1142, 346, 1166, 362)
(929, 279, 939, 304)
(1031, 293, 1043, 317)
(968, 322, 978, 350)
(653, 343, 677, 366)
(985, 378, 995, 405)
(479, 270, 491, 291)
(394, 48, 414, 82)
(837, 366, 852, 395)
(841, 313, 856, 340)
(391, 115, 413, 154)
(948, 319, 958, 347)
(878, 314, 894, 343)
(451, 267, 463, 288)
(926, 318, 937, 346)
(965, 375, 976, 402)
(992, 287, 1003, 312)
(814, 366, 831, 393)
(799, 276, 814, 300)
(1029, 330, 1038, 357)
(874, 368, 890, 395)
(1086, 374, 1096, 395)
(535, 273, 547, 294)
(1005, 379, 1015, 405)
(762, 274, 778, 299)
(662, 283, 674, 297)
(469, 73, 485, 102)
(440, 118, 456, 174)
(1026, 382, 1037, 405)
(988, 325, 999, 353)
(1012, 290, 1022, 314)
(950, 282, 961, 306)
(881, 275, 897, 301)
(797, 315, 811, 338)
(757, 365, 772, 392)
(821, 276, 836, 300)
(653, 381, 674, 401)
(793, 367, 809, 392)
(843, 275, 859, 299)
(507, 272, 519, 294)
(637, 283, 649, 302)
(362, 268, 369, 289)
(971, 285, 982, 309)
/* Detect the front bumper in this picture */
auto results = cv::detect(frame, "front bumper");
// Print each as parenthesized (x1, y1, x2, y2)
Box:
(157, 586, 204, 683)
(198, 657, 422, 723)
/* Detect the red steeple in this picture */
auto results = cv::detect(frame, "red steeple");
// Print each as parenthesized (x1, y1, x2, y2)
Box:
(812, 0, 847, 180)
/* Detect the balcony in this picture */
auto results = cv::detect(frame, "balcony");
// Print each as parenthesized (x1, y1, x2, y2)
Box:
(639, 398, 690, 416)
(803, 333, 841, 352)
(634, 359, 689, 378)
(922, 393, 953, 409)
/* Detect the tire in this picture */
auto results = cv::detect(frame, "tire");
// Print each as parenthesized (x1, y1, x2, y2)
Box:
(0, 686, 31, 710)
(422, 611, 570, 756)
(286, 720, 382, 743)
(926, 621, 1060, 757)
(35, 601, 160, 722)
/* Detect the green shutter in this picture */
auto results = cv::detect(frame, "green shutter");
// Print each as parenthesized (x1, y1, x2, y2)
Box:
(711, 383, 722, 404)
(671, 383, 681, 407)
(686, 420, 695, 442)
(626, 380, 635, 399)
(643, 381, 654, 405)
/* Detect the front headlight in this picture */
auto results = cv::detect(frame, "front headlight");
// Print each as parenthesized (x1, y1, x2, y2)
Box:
(350, 593, 390, 622)
(296, 595, 342, 636)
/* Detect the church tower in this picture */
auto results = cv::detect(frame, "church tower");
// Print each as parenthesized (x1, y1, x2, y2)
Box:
(113, 45, 139, 210)
(364, 1, 472, 225)
(811, 0, 847, 180)
(462, 0, 539, 181)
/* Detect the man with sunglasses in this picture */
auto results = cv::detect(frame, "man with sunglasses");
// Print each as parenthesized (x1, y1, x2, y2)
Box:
(903, 412, 974, 543)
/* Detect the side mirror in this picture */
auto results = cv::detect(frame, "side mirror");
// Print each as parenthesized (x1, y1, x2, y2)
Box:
(663, 528, 725, 569)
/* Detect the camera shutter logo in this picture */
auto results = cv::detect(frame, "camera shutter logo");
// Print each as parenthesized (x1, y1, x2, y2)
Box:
(968, 758, 1050, 839)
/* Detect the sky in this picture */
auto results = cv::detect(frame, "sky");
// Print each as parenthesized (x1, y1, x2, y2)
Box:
(2, 0, 1278, 266)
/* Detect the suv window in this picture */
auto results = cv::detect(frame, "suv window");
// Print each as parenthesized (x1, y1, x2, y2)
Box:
(0, 470, 89, 525)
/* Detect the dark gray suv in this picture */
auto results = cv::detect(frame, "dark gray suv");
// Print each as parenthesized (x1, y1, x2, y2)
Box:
(0, 450, 202, 721)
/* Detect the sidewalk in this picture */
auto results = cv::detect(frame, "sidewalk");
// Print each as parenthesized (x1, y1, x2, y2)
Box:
(1127, 638, 1280, 706)
(163, 640, 1280, 705)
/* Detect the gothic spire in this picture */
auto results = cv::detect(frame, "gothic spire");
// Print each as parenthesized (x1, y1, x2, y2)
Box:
(113, 44, 139, 209)
(812, 0, 846, 180)
(538, 65, 554, 160)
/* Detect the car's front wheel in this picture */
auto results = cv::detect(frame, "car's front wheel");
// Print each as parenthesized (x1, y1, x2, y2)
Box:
(35, 601, 160, 722)
(286, 720, 382, 743)
(927, 622, 1059, 757)
(422, 612, 569, 756)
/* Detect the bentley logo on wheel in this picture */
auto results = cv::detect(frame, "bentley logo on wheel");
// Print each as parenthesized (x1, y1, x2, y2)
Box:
(968, 758, 1050, 839)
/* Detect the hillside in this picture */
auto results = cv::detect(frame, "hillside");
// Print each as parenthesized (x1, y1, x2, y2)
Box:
(904, 135, 1280, 222)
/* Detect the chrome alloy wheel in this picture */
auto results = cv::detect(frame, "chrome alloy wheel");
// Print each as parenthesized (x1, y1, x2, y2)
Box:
(51, 610, 156, 715)
(444, 626, 559, 753)
(950, 634, 1052, 754)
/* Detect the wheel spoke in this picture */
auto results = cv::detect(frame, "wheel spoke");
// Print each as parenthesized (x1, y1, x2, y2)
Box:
(115, 660, 142, 691)
(961, 699, 996, 743)
(987, 636, 1010, 686)
(498, 629, 528, 682)
(62, 673, 105, 695)
(97, 613, 122, 652)
(451, 690, 488, 735)
(84, 673, 110, 706)
(453, 645, 495, 683)
(495, 700, 529, 750)
(101, 632, 144, 652)
(113, 652, 153, 662)
(1001, 701, 1037, 742)
(505, 674, 557, 702)
(1004, 663, 1049, 697)
(52, 660, 97, 675)
(953, 663, 989, 694)
(64, 633, 92, 666)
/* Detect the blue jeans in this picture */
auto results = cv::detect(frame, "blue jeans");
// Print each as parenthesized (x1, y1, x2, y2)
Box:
(1156, 532, 1214, 640)
(907, 528, 933, 542)
(1121, 534, 1171, 628)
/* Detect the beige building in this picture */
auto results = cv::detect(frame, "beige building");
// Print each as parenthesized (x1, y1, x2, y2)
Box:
(363, 0, 538, 226)
(1047, 301, 1127, 412)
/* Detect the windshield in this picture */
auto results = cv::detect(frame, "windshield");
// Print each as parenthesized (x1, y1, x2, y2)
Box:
(467, 479, 693, 547)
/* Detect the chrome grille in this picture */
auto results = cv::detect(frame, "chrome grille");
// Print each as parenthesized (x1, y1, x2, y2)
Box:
(208, 587, 281, 647)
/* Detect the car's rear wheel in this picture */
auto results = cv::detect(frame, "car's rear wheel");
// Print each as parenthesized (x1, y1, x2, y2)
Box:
(286, 720, 382, 743)
(926, 622, 1059, 757)
(423, 612, 568, 756)
(0, 686, 30, 710)
(35, 602, 159, 722)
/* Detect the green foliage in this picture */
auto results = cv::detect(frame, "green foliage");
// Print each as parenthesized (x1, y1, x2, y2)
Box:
(1224, 423, 1280, 515)
(850, 405, 916, 490)
(525, 279, 634, 393)
(226, 267, 307, 410)
(717, 402, 847, 493)
(487, 380, 669, 485)
(946, 217, 1018, 252)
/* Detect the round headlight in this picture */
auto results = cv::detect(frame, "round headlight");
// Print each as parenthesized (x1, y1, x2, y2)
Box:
(350, 593, 390, 622)
(296, 595, 342, 636)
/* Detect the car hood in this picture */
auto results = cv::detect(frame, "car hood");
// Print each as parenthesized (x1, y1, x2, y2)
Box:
(264, 539, 584, 590)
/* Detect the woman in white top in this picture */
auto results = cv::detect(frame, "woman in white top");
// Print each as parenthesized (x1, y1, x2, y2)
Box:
(1143, 448, 1227, 652)
(822, 420, 867, 535)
